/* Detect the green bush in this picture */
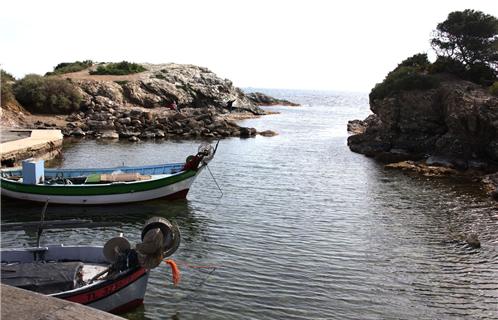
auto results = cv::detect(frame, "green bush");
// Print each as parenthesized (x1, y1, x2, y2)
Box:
(45, 60, 93, 76)
(465, 63, 497, 86)
(14, 74, 81, 114)
(89, 61, 146, 75)
(490, 82, 498, 96)
(429, 56, 496, 85)
(397, 53, 431, 70)
(1, 70, 16, 106)
(429, 56, 466, 75)
(370, 66, 440, 101)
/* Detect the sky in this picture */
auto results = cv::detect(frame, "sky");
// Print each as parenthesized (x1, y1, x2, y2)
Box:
(1, 0, 497, 92)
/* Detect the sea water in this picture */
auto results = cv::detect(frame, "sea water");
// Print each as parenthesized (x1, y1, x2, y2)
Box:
(2, 89, 497, 319)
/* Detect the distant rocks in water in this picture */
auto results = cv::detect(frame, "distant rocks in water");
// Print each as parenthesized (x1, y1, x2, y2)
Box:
(246, 92, 300, 107)
(465, 233, 481, 249)
(482, 173, 498, 200)
(258, 130, 278, 137)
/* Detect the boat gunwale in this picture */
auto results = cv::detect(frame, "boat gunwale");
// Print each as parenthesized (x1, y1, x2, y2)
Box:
(0, 162, 185, 174)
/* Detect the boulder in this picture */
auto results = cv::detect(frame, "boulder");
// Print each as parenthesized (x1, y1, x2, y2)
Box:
(240, 127, 257, 138)
(258, 130, 278, 137)
(70, 128, 86, 137)
(101, 130, 119, 139)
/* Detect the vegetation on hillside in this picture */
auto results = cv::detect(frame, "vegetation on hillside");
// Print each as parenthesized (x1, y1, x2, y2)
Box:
(89, 61, 146, 75)
(431, 9, 498, 85)
(45, 60, 93, 76)
(371, 9, 498, 101)
(13, 74, 81, 114)
(1, 70, 17, 107)
(370, 54, 439, 101)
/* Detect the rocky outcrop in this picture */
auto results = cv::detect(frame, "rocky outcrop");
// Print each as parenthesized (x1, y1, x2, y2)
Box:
(71, 64, 264, 115)
(49, 63, 284, 140)
(348, 76, 498, 200)
(347, 115, 380, 135)
(384, 160, 458, 176)
(348, 78, 498, 170)
(246, 92, 300, 106)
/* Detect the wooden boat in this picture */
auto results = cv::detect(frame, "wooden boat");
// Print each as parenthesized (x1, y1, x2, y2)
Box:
(1, 217, 181, 314)
(1, 143, 217, 205)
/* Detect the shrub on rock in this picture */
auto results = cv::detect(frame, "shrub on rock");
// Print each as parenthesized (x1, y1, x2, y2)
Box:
(90, 61, 146, 75)
(14, 74, 81, 114)
(45, 60, 93, 76)
(370, 54, 440, 101)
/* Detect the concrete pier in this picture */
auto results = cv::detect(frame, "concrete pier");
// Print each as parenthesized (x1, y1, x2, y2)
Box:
(1, 284, 126, 320)
(0, 129, 63, 167)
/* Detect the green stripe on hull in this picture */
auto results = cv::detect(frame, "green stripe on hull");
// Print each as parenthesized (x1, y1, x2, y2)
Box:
(0, 170, 197, 196)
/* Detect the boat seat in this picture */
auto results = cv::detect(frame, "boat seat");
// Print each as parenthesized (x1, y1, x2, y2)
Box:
(1, 261, 83, 294)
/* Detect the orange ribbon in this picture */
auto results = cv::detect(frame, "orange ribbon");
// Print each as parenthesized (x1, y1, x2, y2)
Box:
(163, 259, 181, 286)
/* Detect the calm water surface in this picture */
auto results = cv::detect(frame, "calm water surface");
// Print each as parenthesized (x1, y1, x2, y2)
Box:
(2, 89, 498, 319)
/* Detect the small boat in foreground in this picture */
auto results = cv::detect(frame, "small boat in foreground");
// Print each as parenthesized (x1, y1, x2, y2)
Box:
(1, 217, 181, 314)
(1, 143, 217, 205)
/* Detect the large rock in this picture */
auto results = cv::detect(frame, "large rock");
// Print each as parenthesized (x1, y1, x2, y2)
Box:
(348, 78, 498, 166)
(246, 92, 300, 106)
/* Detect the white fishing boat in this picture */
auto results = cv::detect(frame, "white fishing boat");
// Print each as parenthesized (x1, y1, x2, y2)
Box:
(1, 143, 217, 205)
(1, 216, 181, 314)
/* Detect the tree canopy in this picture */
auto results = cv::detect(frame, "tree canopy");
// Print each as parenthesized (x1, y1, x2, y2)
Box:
(431, 9, 498, 69)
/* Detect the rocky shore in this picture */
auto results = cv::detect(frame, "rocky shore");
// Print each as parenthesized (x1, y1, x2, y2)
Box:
(347, 76, 498, 200)
(3, 63, 298, 142)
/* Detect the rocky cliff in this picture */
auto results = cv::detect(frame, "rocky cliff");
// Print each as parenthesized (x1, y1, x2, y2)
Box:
(347, 75, 498, 198)
(348, 77, 498, 167)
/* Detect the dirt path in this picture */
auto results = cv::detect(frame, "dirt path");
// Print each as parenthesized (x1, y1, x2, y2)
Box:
(53, 69, 145, 82)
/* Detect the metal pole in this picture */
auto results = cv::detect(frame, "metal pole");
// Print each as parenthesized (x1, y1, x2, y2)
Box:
(36, 199, 49, 247)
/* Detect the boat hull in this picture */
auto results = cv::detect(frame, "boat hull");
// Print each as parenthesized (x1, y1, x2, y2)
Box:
(56, 267, 150, 314)
(1, 168, 202, 205)
(0, 246, 151, 314)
